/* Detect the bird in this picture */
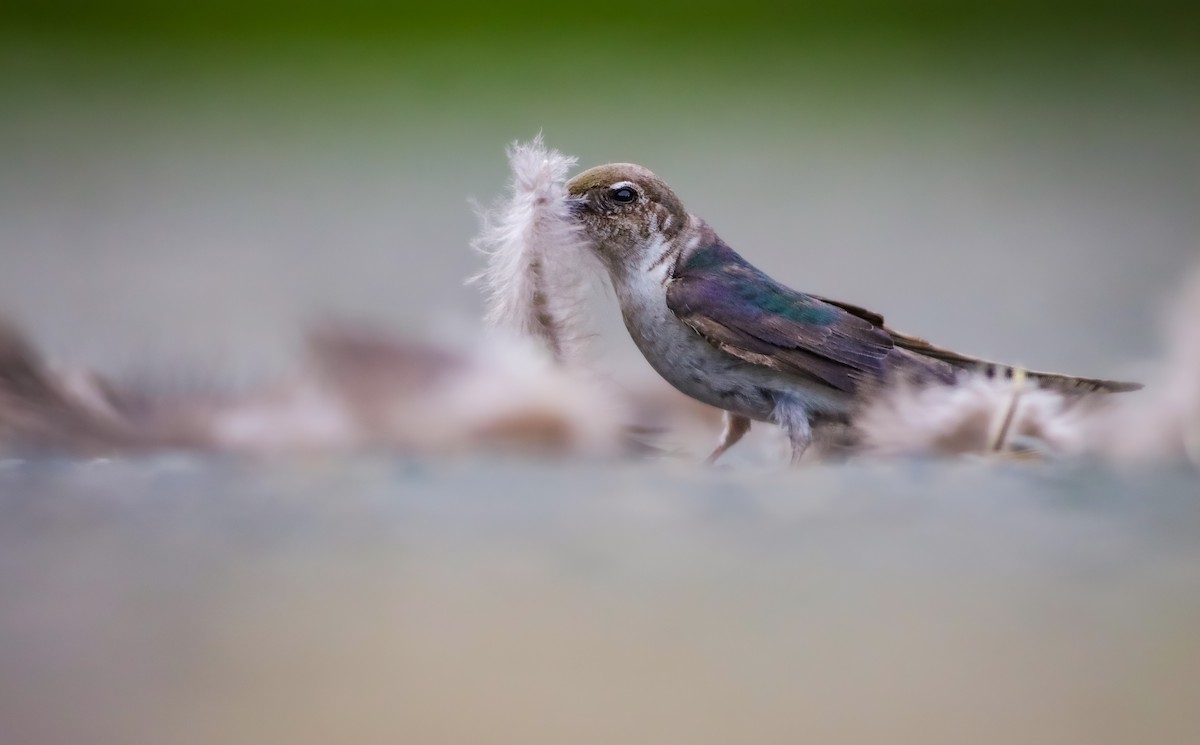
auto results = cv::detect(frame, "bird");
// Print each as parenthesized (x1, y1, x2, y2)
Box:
(565, 162, 1141, 464)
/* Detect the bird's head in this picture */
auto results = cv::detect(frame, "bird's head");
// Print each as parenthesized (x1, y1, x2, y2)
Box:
(566, 163, 690, 273)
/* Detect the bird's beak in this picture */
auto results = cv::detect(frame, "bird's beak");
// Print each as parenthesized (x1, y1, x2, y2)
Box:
(564, 173, 588, 217)
(565, 195, 587, 217)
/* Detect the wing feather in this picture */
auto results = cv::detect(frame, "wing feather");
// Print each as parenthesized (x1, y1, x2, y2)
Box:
(666, 241, 895, 392)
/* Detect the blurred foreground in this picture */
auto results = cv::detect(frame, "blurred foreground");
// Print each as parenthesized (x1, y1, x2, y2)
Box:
(1, 459, 1198, 745)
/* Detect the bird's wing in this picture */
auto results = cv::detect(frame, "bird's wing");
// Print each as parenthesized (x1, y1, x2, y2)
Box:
(666, 246, 896, 393)
(807, 294, 887, 327)
(666, 241, 1141, 395)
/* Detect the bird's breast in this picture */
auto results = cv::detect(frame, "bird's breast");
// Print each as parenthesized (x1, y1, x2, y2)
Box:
(613, 273, 778, 421)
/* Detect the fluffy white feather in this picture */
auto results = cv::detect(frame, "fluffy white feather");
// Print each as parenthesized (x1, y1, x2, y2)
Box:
(1085, 262, 1200, 466)
(858, 260, 1200, 465)
(0, 318, 632, 458)
(857, 371, 1102, 459)
(470, 135, 598, 363)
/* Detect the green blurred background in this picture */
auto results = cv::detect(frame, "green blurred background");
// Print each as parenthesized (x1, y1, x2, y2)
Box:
(1, 1, 1197, 381)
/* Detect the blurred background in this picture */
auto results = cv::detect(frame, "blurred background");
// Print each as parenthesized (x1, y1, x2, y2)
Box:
(2, 0, 1197, 378)
(1, 3, 1198, 744)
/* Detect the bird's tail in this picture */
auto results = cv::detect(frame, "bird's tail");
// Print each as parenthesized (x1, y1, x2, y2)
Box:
(888, 329, 1142, 394)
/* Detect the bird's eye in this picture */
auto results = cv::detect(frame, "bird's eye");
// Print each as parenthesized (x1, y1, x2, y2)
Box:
(611, 186, 638, 204)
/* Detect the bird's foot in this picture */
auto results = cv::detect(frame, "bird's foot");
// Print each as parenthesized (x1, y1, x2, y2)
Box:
(705, 411, 751, 464)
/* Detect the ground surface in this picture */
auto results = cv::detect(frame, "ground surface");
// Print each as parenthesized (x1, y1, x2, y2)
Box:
(1, 457, 1198, 745)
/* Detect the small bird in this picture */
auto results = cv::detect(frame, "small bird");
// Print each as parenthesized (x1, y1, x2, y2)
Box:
(565, 163, 1141, 463)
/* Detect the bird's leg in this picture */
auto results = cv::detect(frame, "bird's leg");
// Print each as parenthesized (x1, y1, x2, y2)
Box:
(787, 427, 813, 464)
(772, 395, 813, 465)
(705, 411, 751, 464)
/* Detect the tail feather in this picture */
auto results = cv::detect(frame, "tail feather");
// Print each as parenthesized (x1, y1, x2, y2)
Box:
(813, 294, 1141, 394)
(889, 329, 1142, 394)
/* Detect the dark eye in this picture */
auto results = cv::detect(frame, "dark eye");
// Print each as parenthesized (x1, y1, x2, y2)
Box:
(611, 186, 638, 204)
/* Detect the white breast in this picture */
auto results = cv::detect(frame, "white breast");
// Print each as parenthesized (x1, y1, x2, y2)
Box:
(610, 245, 778, 420)
(607, 238, 852, 423)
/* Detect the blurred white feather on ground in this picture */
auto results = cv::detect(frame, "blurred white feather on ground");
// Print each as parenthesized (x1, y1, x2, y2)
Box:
(0, 318, 631, 458)
(183, 327, 633, 457)
(470, 135, 599, 364)
(294, 323, 629, 456)
(858, 260, 1200, 465)
(856, 371, 1103, 458)
(1085, 262, 1200, 466)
